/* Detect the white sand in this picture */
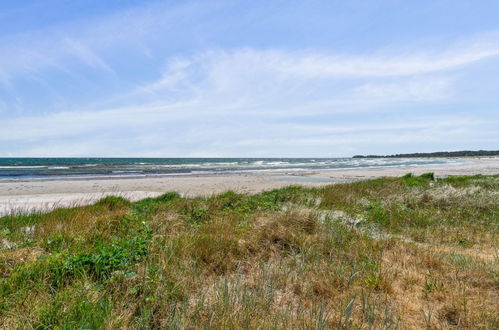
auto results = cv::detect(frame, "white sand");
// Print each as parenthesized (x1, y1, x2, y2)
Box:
(0, 157, 497, 216)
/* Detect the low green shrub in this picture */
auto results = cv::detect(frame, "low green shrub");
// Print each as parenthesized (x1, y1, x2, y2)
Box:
(402, 172, 434, 186)
(95, 196, 131, 210)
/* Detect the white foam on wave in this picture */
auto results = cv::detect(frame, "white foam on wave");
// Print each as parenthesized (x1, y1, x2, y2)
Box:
(0, 166, 47, 169)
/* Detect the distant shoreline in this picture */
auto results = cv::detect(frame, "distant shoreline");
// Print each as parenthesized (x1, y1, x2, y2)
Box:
(353, 150, 499, 158)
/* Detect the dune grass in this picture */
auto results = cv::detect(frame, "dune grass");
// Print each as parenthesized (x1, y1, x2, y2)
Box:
(1, 174, 498, 328)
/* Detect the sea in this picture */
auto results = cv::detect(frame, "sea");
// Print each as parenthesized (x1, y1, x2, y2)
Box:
(0, 158, 461, 180)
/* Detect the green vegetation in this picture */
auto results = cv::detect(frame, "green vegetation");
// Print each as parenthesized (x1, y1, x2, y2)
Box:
(1, 174, 498, 328)
(353, 149, 499, 158)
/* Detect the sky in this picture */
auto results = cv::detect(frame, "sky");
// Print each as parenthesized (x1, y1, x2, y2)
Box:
(0, 0, 498, 157)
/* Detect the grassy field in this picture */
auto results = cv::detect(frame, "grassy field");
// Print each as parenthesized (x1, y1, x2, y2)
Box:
(1, 174, 498, 329)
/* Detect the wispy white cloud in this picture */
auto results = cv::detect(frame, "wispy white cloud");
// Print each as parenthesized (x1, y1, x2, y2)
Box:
(352, 77, 453, 102)
(128, 44, 491, 114)
(62, 38, 115, 74)
(168, 43, 499, 82)
(0, 1, 212, 84)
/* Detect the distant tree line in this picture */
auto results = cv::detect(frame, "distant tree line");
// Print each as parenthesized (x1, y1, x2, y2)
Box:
(352, 150, 499, 158)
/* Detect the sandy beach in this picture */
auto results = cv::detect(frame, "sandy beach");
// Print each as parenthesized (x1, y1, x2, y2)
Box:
(1, 157, 498, 216)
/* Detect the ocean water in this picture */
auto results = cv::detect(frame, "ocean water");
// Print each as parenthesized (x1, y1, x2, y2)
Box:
(0, 158, 458, 180)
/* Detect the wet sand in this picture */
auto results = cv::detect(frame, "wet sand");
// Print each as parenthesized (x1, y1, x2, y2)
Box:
(1, 157, 497, 216)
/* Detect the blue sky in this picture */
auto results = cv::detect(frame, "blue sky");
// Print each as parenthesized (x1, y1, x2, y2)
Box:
(1, 0, 498, 157)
